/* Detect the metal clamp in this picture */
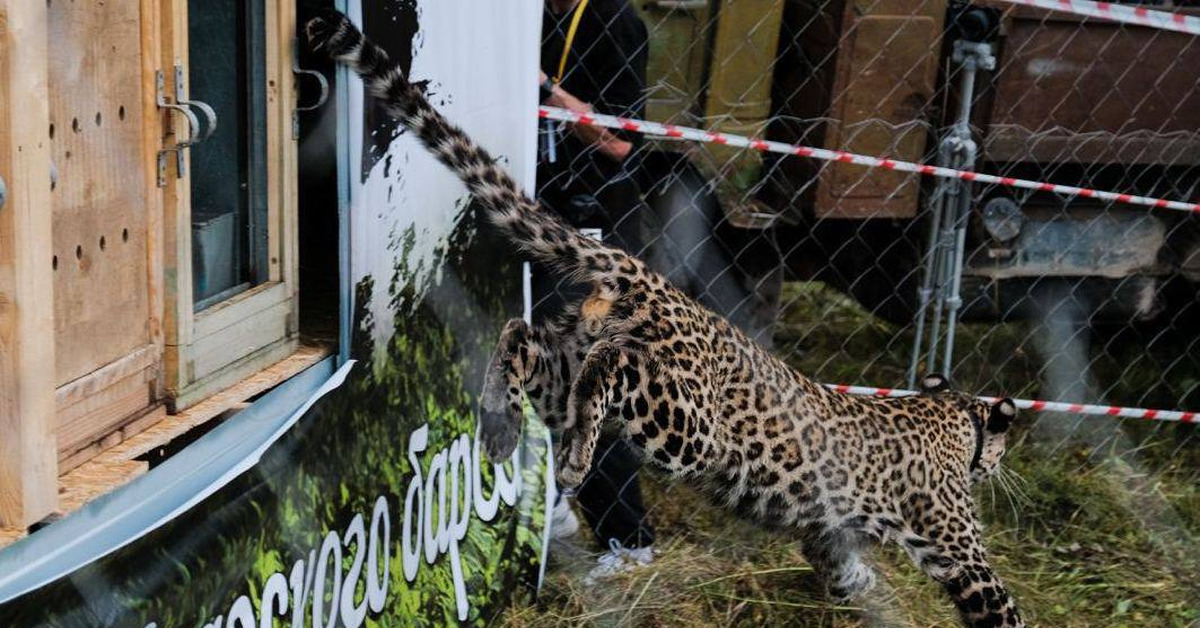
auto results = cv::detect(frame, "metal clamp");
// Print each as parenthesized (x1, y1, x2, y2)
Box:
(155, 65, 218, 187)
(292, 39, 331, 138)
(156, 69, 199, 186)
(175, 65, 218, 145)
(951, 40, 996, 72)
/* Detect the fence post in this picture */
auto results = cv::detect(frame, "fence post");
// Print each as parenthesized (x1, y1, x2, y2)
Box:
(0, 0, 59, 528)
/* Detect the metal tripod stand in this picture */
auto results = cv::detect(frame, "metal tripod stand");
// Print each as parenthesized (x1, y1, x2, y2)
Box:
(907, 40, 995, 388)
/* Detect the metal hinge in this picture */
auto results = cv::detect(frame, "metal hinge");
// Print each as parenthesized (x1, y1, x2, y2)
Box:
(156, 64, 218, 187)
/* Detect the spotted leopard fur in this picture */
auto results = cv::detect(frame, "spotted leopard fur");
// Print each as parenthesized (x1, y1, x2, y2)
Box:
(306, 11, 1024, 627)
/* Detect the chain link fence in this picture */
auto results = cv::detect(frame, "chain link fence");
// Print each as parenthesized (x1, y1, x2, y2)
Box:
(519, 1, 1200, 625)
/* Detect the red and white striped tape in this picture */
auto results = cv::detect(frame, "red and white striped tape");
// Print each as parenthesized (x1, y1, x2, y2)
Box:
(995, 0, 1200, 36)
(825, 383, 1196, 423)
(540, 106, 1199, 422)
(539, 106, 1200, 215)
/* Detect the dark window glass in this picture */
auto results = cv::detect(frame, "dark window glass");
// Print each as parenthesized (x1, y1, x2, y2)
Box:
(188, 0, 269, 310)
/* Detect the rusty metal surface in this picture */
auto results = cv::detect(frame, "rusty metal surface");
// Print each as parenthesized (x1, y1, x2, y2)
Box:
(812, 0, 947, 219)
(980, 4, 1200, 164)
(967, 207, 1167, 279)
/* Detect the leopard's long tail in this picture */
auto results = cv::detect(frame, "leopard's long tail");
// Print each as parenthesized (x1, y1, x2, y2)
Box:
(305, 9, 643, 286)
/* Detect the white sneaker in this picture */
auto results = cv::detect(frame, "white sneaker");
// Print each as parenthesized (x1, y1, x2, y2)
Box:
(550, 494, 580, 540)
(584, 538, 655, 585)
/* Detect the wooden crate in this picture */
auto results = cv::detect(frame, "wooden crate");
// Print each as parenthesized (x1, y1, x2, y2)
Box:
(47, 0, 164, 469)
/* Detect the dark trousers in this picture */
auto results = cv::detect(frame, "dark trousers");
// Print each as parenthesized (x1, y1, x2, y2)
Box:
(533, 172, 656, 550)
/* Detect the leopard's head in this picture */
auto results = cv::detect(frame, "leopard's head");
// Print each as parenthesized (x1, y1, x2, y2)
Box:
(920, 374, 1016, 483)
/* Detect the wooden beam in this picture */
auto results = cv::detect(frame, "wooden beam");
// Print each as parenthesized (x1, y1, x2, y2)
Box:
(0, 0, 59, 527)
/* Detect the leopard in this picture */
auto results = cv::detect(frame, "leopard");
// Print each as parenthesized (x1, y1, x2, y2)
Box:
(306, 11, 1025, 627)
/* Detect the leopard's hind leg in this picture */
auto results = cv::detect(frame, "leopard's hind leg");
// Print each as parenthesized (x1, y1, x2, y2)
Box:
(556, 340, 646, 488)
(480, 318, 579, 460)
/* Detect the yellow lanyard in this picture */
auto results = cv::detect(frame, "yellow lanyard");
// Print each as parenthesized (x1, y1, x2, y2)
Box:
(554, 0, 591, 84)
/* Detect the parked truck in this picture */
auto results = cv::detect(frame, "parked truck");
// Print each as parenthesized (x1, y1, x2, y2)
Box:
(635, 0, 1200, 326)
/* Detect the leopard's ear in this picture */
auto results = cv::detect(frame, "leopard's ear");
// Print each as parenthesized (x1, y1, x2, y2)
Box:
(988, 398, 1017, 433)
(919, 373, 951, 394)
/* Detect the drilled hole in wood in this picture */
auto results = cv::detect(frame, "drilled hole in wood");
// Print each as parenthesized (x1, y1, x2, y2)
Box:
(123, 228, 130, 243)
(99, 236, 106, 251)
(49, 123, 55, 139)
(119, 106, 126, 121)
(72, 118, 79, 133)
(75, 245, 82, 260)
(52, 255, 58, 271)
(95, 112, 102, 126)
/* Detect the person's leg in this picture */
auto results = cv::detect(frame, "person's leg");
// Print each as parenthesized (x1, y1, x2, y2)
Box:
(533, 170, 658, 555)
(574, 173, 658, 552)
(574, 431, 656, 549)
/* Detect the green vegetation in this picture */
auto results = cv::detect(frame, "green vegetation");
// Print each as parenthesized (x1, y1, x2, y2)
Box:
(499, 281, 1200, 627)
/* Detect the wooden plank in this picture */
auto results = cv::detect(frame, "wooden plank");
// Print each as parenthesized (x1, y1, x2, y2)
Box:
(191, 280, 287, 340)
(814, 0, 946, 219)
(140, 0, 165, 394)
(56, 369, 153, 461)
(108, 341, 329, 461)
(266, 0, 284, 284)
(158, 0, 192, 354)
(57, 404, 164, 473)
(48, 0, 154, 385)
(269, 0, 301, 339)
(0, 525, 24, 547)
(0, 0, 59, 528)
(171, 336, 298, 411)
(0, 342, 325, 547)
(55, 343, 155, 408)
(281, 0, 300, 338)
(58, 458, 149, 514)
(191, 299, 291, 382)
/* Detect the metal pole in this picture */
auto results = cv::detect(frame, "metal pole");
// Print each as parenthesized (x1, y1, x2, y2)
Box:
(926, 171, 956, 370)
(907, 40, 993, 384)
(939, 42, 993, 377)
(907, 141, 954, 388)
(941, 170, 973, 375)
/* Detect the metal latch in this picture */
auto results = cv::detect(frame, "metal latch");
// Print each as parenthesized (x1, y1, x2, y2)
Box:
(156, 64, 218, 187)
(292, 39, 331, 139)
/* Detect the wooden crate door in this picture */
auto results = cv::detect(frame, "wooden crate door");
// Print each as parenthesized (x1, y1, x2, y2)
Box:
(48, 1, 160, 466)
(816, 0, 946, 219)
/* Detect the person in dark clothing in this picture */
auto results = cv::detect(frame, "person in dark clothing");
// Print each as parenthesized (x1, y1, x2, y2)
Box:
(538, 0, 649, 271)
(535, 0, 657, 577)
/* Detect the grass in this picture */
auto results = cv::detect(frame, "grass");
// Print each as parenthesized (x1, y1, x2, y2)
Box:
(497, 281, 1200, 627)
